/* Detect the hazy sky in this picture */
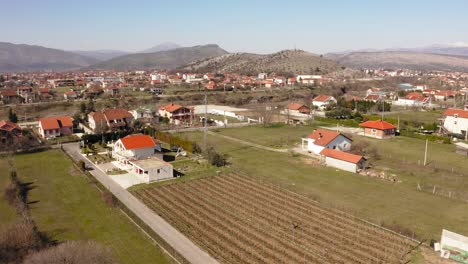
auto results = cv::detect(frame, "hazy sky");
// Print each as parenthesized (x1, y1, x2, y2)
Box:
(2, 0, 468, 54)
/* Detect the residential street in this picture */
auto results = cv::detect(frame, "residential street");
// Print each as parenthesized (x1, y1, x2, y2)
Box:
(61, 143, 219, 264)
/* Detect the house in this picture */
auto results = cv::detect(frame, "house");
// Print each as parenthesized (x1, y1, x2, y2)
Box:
(302, 128, 352, 154)
(439, 229, 468, 263)
(443, 108, 468, 136)
(285, 103, 310, 115)
(112, 134, 162, 162)
(38, 88, 53, 100)
(129, 157, 174, 183)
(88, 109, 134, 133)
(394, 92, 430, 107)
(38, 116, 73, 139)
(159, 103, 194, 125)
(364, 94, 384, 102)
(0, 120, 22, 145)
(312, 95, 337, 109)
(105, 86, 120, 97)
(320, 148, 366, 173)
(434, 90, 456, 101)
(17, 87, 35, 103)
(359, 120, 396, 139)
(131, 106, 158, 124)
(64, 90, 78, 100)
(1, 89, 19, 104)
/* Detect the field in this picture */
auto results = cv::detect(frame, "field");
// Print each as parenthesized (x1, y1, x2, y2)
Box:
(179, 126, 468, 241)
(0, 150, 170, 264)
(134, 174, 416, 263)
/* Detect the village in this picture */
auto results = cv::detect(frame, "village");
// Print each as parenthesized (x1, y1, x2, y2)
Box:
(1, 68, 468, 263)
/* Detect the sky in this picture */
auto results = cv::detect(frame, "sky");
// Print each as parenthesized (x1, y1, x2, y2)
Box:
(2, 0, 468, 54)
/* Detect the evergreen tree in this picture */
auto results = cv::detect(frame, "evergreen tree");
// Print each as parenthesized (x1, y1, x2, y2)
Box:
(8, 108, 18, 123)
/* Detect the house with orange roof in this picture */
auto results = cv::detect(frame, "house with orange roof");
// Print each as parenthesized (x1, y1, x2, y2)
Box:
(64, 90, 78, 100)
(302, 128, 352, 154)
(443, 108, 468, 136)
(88, 108, 134, 133)
(112, 134, 162, 163)
(359, 119, 396, 139)
(312, 95, 337, 109)
(159, 103, 194, 125)
(0, 89, 19, 104)
(394, 92, 431, 107)
(38, 116, 74, 139)
(0, 120, 22, 144)
(320, 148, 366, 173)
(285, 103, 310, 115)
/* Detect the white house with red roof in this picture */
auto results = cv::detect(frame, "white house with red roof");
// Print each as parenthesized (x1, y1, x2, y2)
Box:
(394, 92, 431, 107)
(443, 108, 468, 136)
(302, 128, 352, 155)
(359, 120, 396, 139)
(320, 148, 365, 173)
(312, 95, 337, 109)
(112, 134, 162, 163)
(38, 116, 74, 139)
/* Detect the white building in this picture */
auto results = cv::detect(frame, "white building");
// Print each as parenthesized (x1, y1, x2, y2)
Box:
(312, 95, 337, 109)
(439, 229, 468, 262)
(112, 134, 162, 163)
(302, 128, 352, 155)
(320, 148, 365, 173)
(129, 157, 173, 182)
(443, 108, 468, 136)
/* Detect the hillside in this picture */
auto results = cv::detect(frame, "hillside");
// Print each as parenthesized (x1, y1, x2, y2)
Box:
(326, 51, 468, 72)
(89, 44, 228, 70)
(180, 50, 342, 75)
(70, 50, 130, 61)
(0, 42, 99, 72)
(140, 42, 182, 53)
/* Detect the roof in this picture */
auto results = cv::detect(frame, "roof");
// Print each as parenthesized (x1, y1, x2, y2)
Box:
(89, 111, 105, 123)
(120, 134, 157, 150)
(287, 103, 309, 110)
(313, 95, 333, 102)
(454, 142, 468, 150)
(320, 148, 364, 164)
(65, 91, 77, 95)
(359, 120, 396, 130)
(160, 103, 183, 113)
(1, 89, 17, 97)
(0, 120, 21, 132)
(129, 157, 171, 170)
(443, 108, 468, 119)
(39, 116, 73, 130)
(308, 128, 350, 146)
(103, 109, 132, 121)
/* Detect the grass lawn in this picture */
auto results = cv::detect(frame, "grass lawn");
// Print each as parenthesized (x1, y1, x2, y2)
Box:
(179, 128, 468, 241)
(0, 150, 170, 264)
(210, 123, 329, 148)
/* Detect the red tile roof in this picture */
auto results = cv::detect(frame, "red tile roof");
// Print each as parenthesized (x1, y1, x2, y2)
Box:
(0, 120, 21, 132)
(320, 148, 364, 164)
(1, 89, 17, 97)
(160, 103, 183, 113)
(443, 108, 468, 118)
(287, 103, 308, 110)
(308, 128, 350, 146)
(39, 116, 73, 130)
(120, 134, 157, 150)
(359, 120, 396, 130)
(313, 95, 333, 102)
(103, 109, 132, 120)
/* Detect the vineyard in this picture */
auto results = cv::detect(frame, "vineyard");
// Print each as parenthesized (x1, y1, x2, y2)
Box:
(133, 174, 417, 263)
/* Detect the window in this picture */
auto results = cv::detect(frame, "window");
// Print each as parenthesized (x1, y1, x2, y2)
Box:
(157, 169, 160, 174)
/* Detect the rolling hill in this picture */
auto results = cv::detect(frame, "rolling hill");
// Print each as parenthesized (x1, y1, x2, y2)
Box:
(0, 42, 99, 72)
(140, 42, 182, 53)
(89, 44, 228, 70)
(70, 50, 130, 61)
(326, 51, 468, 72)
(180, 50, 342, 75)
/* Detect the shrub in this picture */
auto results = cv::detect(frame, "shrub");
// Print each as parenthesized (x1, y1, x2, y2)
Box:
(0, 222, 47, 263)
(78, 160, 86, 172)
(206, 147, 226, 167)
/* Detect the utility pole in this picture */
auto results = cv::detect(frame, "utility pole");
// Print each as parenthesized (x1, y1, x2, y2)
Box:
(203, 87, 208, 152)
(423, 139, 428, 166)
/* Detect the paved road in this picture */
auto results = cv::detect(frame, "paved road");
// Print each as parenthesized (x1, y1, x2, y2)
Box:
(62, 143, 219, 264)
(207, 131, 288, 153)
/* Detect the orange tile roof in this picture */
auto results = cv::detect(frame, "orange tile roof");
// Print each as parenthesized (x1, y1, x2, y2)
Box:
(39, 116, 73, 130)
(0, 120, 21, 132)
(160, 103, 183, 113)
(313, 95, 333, 102)
(1, 89, 17, 97)
(308, 128, 351, 146)
(443, 108, 468, 118)
(320, 148, 364, 164)
(359, 120, 396, 130)
(287, 103, 308, 110)
(120, 134, 157, 150)
(103, 109, 132, 120)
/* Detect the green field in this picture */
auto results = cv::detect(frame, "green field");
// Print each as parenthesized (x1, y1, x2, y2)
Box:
(179, 125, 468, 241)
(0, 150, 170, 264)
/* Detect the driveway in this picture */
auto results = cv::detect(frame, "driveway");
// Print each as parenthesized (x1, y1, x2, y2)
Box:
(62, 143, 219, 264)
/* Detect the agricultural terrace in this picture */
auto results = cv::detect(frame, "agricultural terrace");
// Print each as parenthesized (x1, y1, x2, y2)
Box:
(0, 150, 170, 264)
(177, 125, 468, 241)
(134, 174, 417, 263)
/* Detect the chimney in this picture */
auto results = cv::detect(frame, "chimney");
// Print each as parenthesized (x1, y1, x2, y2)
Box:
(318, 133, 322, 139)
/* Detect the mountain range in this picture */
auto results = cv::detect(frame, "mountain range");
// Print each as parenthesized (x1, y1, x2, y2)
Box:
(0, 42, 98, 72)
